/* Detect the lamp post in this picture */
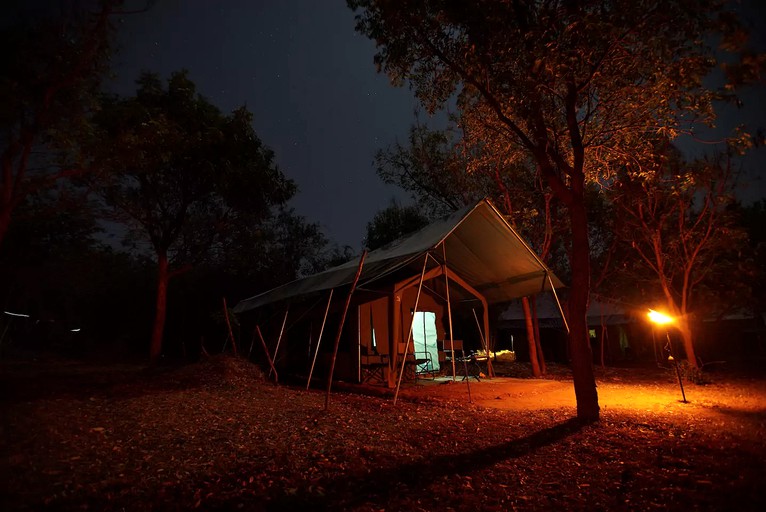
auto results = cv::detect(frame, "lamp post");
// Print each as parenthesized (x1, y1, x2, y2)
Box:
(647, 309, 688, 403)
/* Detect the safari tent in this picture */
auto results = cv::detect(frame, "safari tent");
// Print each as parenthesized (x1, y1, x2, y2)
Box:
(233, 199, 564, 388)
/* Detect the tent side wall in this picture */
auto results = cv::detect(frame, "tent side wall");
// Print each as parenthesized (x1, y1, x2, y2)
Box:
(358, 296, 391, 358)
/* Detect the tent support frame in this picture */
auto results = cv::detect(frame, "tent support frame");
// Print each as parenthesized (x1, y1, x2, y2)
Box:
(548, 272, 570, 334)
(256, 325, 278, 382)
(307, 289, 334, 389)
(472, 308, 494, 379)
(393, 253, 430, 405)
(269, 308, 289, 379)
(442, 244, 458, 383)
(325, 250, 367, 410)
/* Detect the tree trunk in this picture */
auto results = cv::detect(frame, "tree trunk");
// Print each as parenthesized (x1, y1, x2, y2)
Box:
(522, 296, 541, 377)
(531, 295, 546, 375)
(149, 250, 169, 365)
(677, 316, 699, 369)
(661, 286, 700, 370)
(568, 199, 600, 423)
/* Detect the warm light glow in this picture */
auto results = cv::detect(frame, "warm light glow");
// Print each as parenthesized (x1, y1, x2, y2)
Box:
(647, 309, 674, 325)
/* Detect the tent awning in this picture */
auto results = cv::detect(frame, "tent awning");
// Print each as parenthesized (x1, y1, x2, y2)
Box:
(234, 199, 564, 314)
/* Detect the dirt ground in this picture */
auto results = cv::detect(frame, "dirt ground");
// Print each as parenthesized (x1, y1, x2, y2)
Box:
(388, 364, 766, 444)
(1, 357, 765, 511)
(397, 366, 766, 442)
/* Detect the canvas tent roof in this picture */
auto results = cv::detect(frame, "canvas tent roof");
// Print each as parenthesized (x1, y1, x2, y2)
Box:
(500, 294, 632, 328)
(234, 199, 564, 314)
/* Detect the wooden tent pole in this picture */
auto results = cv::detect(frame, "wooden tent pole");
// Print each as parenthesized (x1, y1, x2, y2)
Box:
(256, 325, 278, 383)
(472, 308, 493, 379)
(442, 245, 457, 381)
(222, 297, 238, 356)
(307, 322, 313, 363)
(484, 305, 494, 377)
(548, 273, 570, 334)
(269, 308, 289, 379)
(441, 244, 471, 400)
(307, 289, 334, 389)
(393, 253, 430, 405)
(440, 265, 492, 379)
(357, 305, 362, 383)
(248, 329, 255, 359)
(325, 251, 367, 410)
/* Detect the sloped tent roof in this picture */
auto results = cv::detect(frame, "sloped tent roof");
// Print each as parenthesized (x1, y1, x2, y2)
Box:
(500, 294, 631, 328)
(233, 199, 563, 314)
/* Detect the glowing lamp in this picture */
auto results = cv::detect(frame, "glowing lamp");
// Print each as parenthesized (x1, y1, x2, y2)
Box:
(647, 309, 674, 325)
(647, 309, 687, 403)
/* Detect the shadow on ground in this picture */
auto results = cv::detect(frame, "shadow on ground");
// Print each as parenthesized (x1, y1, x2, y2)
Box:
(221, 418, 583, 511)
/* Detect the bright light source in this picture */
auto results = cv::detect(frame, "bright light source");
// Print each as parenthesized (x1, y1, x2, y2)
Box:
(70, 328, 81, 332)
(647, 309, 674, 325)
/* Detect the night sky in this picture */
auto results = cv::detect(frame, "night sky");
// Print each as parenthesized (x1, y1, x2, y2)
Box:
(112, 0, 420, 250)
(111, 0, 765, 250)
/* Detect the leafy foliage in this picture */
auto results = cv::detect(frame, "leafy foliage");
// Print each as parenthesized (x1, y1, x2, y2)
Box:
(0, 1, 121, 246)
(375, 123, 473, 216)
(364, 199, 430, 250)
(93, 71, 297, 362)
(610, 148, 752, 365)
(375, 122, 569, 263)
(96, 71, 296, 261)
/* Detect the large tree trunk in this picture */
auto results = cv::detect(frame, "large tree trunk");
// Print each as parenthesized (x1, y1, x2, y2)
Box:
(661, 286, 700, 370)
(522, 296, 541, 377)
(149, 250, 170, 365)
(676, 316, 699, 369)
(568, 199, 600, 423)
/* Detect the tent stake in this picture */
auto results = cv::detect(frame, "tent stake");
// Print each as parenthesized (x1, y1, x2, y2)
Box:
(325, 251, 367, 410)
(394, 253, 429, 405)
(307, 289, 334, 389)
(269, 308, 289, 379)
(256, 325, 278, 383)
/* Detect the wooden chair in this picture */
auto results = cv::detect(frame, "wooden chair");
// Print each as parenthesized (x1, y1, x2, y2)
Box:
(360, 353, 389, 384)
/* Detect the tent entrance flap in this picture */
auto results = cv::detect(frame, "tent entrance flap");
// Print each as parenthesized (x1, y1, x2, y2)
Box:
(412, 311, 440, 373)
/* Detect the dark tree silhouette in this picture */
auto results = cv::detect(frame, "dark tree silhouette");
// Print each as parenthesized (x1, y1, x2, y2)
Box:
(365, 199, 429, 250)
(0, 1, 150, 247)
(95, 71, 295, 364)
